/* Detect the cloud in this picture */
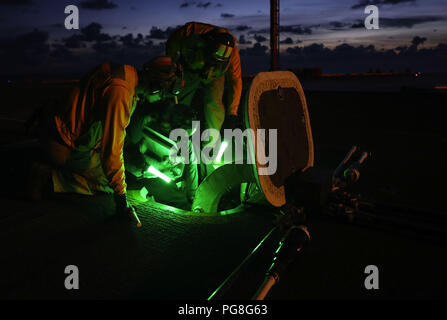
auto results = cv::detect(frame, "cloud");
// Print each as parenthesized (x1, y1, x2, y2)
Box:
(280, 37, 294, 44)
(351, 20, 364, 28)
(180, 1, 218, 9)
(281, 37, 447, 73)
(254, 34, 267, 43)
(280, 25, 312, 35)
(62, 22, 112, 48)
(0, 0, 33, 5)
(147, 26, 178, 39)
(238, 34, 252, 45)
(79, 0, 117, 10)
(197, 2, 211, 8)
(251, 25, 312, 35)
(411, 36, 427, 47)
(120, 33, 145, 48)
(235, 25, 251, 31)
(239, 42, 268, 56)
(328, 21, 352, 30)
(380, 16, 445, 28)
(2, 22, 446, 77)
(221, 13, 235, 18)
(351, 0, 416, 10)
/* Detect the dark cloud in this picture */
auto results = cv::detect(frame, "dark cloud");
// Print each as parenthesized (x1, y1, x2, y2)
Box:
(238, 34, 252, 45)
(351, 0, 416, 10)
(0, 24, 164, 76)
(254, 34, 267, 43)
(348, 16, 443, 29)
(81, 23, 111, 41)
(380, 16, 445, 28)
(351, 20, 364, 28)
(235, 25, 251, 32)
(197, 2, 211, 8)
(221, 13, 235, 18)
(62, 23, 111, 48)
(251, 25, 312, 35)
(63, 34, 85, 49)
(0, 0, 33, 5)
(280, 37, 294, 44)
(180, 1, 218, 9)
(328, 21, 352, 30)
(2, 20, 446, 78)
(120, 33, 145, 48)
(280, 25, 312, 35)
(79, 0, 117, 10)
(281, 37, 447, 73)
(411, 36, 426, 47)
(239, 42, 268, 56)
(147, 26, 178, 39)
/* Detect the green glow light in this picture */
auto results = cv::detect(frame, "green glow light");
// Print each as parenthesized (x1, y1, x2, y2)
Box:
(147, 165, 171, 183)
(215, 140, 229, 163)
(207, 226, 277, 301)
(140, 186, 149, 199)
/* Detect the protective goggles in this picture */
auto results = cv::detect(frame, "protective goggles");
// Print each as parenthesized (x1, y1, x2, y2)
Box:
(213, 43, 233, 62)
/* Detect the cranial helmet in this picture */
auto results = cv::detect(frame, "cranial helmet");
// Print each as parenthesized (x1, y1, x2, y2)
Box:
(141, 56, 184, 97)
(204, 29, 235, 63)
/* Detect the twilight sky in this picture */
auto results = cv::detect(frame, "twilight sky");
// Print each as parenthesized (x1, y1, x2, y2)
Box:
(0, 0, 446, 76)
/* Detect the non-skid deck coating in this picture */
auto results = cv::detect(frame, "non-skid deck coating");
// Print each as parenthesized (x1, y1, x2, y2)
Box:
(0, 167, 276, 299)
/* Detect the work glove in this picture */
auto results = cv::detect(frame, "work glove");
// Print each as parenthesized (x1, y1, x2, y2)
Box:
(114, 193, 137, 216)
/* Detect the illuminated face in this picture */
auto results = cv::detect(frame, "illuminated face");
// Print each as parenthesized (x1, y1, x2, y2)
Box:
(147, 91, 162, 103)
(138, 85, 162, 103)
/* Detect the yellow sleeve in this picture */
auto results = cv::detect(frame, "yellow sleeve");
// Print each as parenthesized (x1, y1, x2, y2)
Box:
(225, 45, 243, 116)
(100, 84, 132, 195)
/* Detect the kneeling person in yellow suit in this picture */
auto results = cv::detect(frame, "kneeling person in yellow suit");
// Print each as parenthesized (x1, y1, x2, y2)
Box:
(30, 57, 183, 216)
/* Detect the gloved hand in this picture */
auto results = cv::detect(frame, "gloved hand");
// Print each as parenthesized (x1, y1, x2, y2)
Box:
(114, 193, 137, 216)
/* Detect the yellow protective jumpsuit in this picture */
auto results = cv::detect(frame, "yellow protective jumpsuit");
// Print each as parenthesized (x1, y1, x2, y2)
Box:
(44, 62, 138, 195)
(166, 21, 242, 132)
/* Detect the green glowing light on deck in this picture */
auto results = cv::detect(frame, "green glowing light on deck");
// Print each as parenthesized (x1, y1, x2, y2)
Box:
(147, 165, 171, 183)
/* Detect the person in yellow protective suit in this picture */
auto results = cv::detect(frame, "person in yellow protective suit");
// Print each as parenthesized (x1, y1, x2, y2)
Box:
(166, 21, 243, 144)
(28, 57, 184, 216)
